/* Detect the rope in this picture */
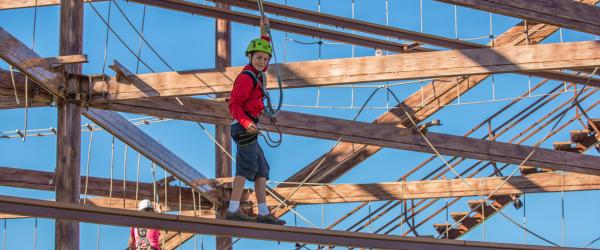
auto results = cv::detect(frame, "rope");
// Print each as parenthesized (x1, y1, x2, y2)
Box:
(101, 0, 112, 75)
(123, 145, 128, 209)
(135, 4, 148, 74)
(83, 124, 96, 204)
(2, 219, 5, 250)
(271, 87, 383, 213)
(256, 0, 284, 118)
(32, 218, 37, 250)
(108, 136, 116, 207)
(135, 153, 141, 204)
(8, 66, 19, 104)
(429, 68, 599, 243)
(385, 87, 561, 245)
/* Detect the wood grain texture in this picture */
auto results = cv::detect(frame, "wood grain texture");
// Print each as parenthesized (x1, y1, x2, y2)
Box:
(437, 0, 600, 35)
(92, 40, 600, 101)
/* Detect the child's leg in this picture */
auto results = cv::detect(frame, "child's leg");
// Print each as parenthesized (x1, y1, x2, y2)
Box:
(228, 175, 247, 213)
(254, 177, 268, 215)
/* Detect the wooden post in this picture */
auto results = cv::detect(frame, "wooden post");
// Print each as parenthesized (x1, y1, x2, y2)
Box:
(56, 0, 82, 249)
(215, 2, 233, 250)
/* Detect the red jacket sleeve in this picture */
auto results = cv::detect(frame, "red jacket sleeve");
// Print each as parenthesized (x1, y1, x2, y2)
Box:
(229, 73, 255, 129)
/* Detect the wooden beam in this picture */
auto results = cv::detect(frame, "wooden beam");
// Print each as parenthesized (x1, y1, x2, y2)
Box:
(56, 0, 83, 249)
(214, 3, 233, 250)
(95, 97, 600, 175)
(0, 69, 52, 109)
(4, 165, 600, 207)
(0, 29, 221, 206)
(0, 27, 63, 98)
(436, 0, 600, 35)
(0, 195, 575, 250)
(92, 40, 600, 102)
(280, 11, 592, 188)
(81, 108, 222, 206)
(271, 172, 600, 205)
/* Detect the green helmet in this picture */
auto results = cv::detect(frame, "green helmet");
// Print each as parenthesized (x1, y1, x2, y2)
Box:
(246, 38, 272, 56)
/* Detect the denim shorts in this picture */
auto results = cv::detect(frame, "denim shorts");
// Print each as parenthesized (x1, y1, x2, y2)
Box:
(231, 122, 270, 181)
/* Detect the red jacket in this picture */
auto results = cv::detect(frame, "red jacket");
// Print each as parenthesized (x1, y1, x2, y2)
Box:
(229, 35, 271, 129)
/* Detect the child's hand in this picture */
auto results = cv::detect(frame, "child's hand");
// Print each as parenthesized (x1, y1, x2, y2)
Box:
(246, 123, 259, 134)
(260, 16, 270, 37)
(260, 16, 270, 28)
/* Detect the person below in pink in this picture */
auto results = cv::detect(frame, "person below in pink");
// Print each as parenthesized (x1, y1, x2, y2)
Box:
(128, 199, 161, 250)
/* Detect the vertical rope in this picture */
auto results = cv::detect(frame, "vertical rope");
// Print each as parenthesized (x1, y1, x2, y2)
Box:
(8, 66, 20, 104)
(108, 136, 116, 207)
(350, 0, 356, 108)
(101, 0, 113, 74)
(83, 124, 96, 204)
(2, 219, 6, 250)
(135, 153, 141, 204)
(523, 193, 527, 243)
(481, 178, 486, 241)
(135, 4, 148, 74)
(454, 5, 458, 39)
(23, 0, 39, 143)
(164, 170, 168, 213)
(321, 183, 325, 229)
(32, 218, 37, 250)
(123, 145, 128, 209)
(561, 173, 565, 247)
(178, 180, 183, 250)
(315, 0, 322, 108)
(96, 224, 101, 250)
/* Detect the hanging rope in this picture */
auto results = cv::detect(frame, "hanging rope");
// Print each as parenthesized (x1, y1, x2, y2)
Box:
(83, 124, 96, 204)
(123, 145, 128, 209)
(385, 87, 560, 245)
(8, 66, 19, 105)
(108, 136, 116, 207)
(32, 218, 37, 250)
(256, 0, 284, 118)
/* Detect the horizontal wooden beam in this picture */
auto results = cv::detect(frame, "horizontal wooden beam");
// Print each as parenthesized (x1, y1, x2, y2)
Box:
(0, 166, 202, 207)
(93, 40, 600, 102)
(274, 172, 600, 204)
(4, 165, 600, 207)
(82, 108, 221, 206)
(0, 195, 575, 250)
(0, 69, 52, 109)
(436, 0, 600, 35)
(97, 97, 600, 175)
(0, 27, 63, 98)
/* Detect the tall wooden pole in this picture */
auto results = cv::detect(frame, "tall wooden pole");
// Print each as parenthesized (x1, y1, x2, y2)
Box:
(215, 2, 233, 250)
(57, 0, 82, 249)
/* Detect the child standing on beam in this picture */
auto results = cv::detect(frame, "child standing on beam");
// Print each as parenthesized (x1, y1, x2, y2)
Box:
(226, 16, 285, 225)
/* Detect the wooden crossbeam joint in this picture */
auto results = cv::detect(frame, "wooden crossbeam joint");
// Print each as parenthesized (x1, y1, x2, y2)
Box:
(24, 54, 88, 72)
(109, 60, 137, 85)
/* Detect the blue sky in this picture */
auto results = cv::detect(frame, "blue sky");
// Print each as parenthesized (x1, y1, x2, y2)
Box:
(1, 0, 600, 249)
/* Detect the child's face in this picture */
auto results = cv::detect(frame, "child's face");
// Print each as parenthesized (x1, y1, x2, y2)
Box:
(250, 51, 270, 71)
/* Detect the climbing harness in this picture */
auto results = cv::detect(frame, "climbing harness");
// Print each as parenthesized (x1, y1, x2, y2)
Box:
(235, 69, 282, 147)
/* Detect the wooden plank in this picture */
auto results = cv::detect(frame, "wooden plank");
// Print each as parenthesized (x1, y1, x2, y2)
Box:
(94, 97, 600, 175)
(0, 27, 63, 98)
(92, 40, 600, 102)
(81, 108, 221, 206)
(56, 0, 83, 248)
(270, 172, 600, 205)
(436, 0, 600, 35)
(0, 195, 575, 250)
